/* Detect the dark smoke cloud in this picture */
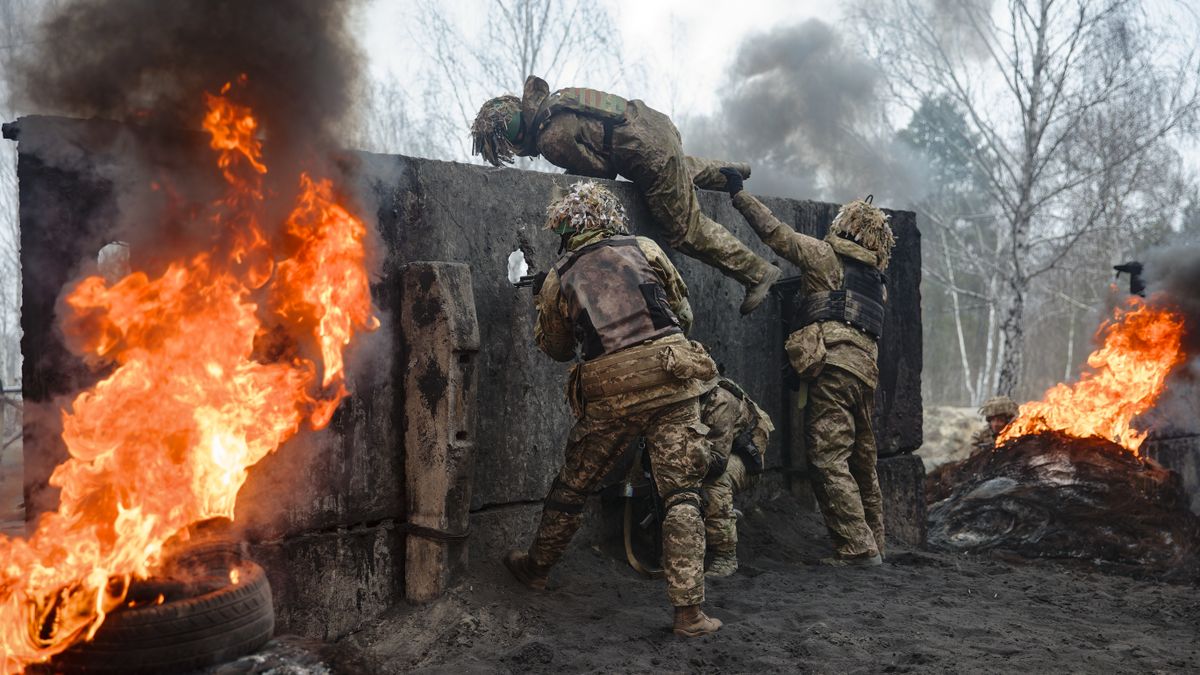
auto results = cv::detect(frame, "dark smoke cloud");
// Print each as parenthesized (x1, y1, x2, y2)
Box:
(1143, 239, 1200, 435)
(12, 0, 363, 156)
(7, 0, 377, 527)
(682, 19, 925, 204)
(6, 0, 375, 280)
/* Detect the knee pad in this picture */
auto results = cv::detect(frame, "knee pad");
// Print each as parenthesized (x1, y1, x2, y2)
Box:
(662, 487, 704, 515)
(544, 478, 588, 515)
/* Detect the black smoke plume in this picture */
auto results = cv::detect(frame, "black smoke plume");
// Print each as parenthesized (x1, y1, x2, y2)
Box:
(12, 0, 363, 158)
(1143, 240, 1200, 435)
(683, 19, 925, 203)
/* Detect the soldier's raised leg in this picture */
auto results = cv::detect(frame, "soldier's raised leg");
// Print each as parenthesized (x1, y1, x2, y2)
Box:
(506, 416, 635, 588)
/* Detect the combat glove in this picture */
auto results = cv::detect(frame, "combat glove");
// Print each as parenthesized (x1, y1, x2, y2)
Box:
(531, 271, 548, 294)
(718, 167, 744, 196)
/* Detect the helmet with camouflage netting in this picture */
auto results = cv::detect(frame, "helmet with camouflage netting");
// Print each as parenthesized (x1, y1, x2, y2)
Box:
(545, 181, 629, 237)
(978, 395, 1019, 420)
(829, 195, 896, 270)
(470, 95, 522, 166)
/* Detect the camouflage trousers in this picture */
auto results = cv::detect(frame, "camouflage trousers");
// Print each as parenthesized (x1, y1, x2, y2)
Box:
(529, 397, 709, 606)
(703, 453, 749, 554)
(804, 367, 885, 558)
(611, 101, 771, 288)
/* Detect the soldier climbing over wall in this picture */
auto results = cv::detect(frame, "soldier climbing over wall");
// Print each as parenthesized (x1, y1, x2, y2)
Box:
(718, 168, 895, 567)
(471, 75, 782, 315)
(699, 375, 773, 577)
(502, 180, 722, 637)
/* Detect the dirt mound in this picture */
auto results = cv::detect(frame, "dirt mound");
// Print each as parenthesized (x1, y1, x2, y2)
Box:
(916, 405, 979, 470)
(333, 488, 1200, 673)
(928, 432, 1200, 578)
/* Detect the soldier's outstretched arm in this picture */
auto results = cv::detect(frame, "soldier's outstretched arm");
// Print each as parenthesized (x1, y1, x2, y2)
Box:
(730, 192, 829, 272)
(638, 237, 694, 334)
(534, 268, 577, 361)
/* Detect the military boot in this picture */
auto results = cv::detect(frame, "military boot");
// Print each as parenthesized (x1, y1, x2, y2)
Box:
(706, 550, 739, 578)
(740, 264, 782, 315)
(673, 605, 723, 637)
(503, 550, 549, 590)
(818, 552, 883, 567)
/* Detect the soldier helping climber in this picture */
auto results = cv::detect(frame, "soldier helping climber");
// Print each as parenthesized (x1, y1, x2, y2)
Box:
(719, 168, 895, 567)
(472, 75, 781, 315)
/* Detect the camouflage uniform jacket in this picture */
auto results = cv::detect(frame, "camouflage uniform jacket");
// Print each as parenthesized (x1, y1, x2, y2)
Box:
(536, 229, 708, 419)
(513, 75, 616, 178)
(731, 192, 881, 388)
(971, 425, 997, 453)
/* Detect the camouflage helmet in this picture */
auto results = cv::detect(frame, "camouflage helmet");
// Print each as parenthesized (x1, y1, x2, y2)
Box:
(470, 95, 521, 166)
(545, 181, 629, 237)
(978, 395, 1019, 420)
(829, 195, 896, 270)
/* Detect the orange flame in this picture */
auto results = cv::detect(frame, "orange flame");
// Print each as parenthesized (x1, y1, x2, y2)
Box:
(0, 79, 377, 671)
(998, 297, 1186, 455)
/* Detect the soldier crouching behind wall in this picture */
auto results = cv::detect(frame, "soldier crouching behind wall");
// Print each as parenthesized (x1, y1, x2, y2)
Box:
(972, 395, 1019, 452)
(503, 181, 723, 637)
(699, 376, 773, 577)
(471, 75, 782, 315)
(718, 168, 895, 567)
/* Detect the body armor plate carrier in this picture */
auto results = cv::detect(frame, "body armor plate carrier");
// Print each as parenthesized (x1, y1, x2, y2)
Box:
(793, 255, 886, 340)
(555, 236, 683, 360)
(533, 87, 628, 152)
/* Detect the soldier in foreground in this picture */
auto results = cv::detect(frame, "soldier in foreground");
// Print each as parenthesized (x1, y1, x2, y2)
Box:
(503, 181, 722, 637)
(471, 75, 782, 315)
(719, 168, 894, 566)
(700, 376, 773, 577)
(972, 395, 1019, 452)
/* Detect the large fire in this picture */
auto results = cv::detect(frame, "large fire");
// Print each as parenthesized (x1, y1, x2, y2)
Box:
(998, 297, 1185, 455)
(0, 78, 377, 671)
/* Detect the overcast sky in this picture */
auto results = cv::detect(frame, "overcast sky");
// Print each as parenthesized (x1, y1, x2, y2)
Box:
(357, 0, 834, 118)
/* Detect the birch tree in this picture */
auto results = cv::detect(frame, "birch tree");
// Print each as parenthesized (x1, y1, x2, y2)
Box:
(861, 0, 1200, 398)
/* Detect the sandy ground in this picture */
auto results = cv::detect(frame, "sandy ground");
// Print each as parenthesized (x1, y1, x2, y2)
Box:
(331, 492, 1200, 674)
(915, 406, 980, 471)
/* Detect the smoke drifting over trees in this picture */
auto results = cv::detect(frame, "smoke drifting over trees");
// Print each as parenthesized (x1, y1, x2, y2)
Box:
(683, 19, 924, 203)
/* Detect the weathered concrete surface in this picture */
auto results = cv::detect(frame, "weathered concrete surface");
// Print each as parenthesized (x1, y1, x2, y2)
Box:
(877, 454, 927, 549)
(359, 152, 923, 512)
(1146, 435, 1200, 514)
(248, 522, 402, 639)
(10, 115, 924, 640)
(401, 263, 480, 602)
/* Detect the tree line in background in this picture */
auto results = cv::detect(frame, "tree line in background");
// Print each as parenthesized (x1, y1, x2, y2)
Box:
(855, 0, 1200, 406)
(2, 0, 1199, 420)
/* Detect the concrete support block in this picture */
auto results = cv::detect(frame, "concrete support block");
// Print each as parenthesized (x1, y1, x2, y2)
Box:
(401, 262, 481, 603)
(877, 453, 927, 549)
(249, 522, 402, 640)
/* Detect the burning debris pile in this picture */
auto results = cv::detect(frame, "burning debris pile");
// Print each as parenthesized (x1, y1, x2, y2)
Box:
(0, 80, 377, 672)
(928, 432, 1200, 575)
(928, 295, 1200, 576)
(1, 0, 377, 671)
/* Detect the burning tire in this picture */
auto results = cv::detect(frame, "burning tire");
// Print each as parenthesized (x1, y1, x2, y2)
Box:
(47, 560, 274, 674)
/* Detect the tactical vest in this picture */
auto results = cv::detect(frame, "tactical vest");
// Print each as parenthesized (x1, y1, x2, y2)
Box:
(532, 87, 628, 151)
(554, 236, 683, 360)
(792, 254, 886, 340)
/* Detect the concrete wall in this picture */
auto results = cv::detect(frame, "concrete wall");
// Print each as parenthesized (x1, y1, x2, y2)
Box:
(9, 115, 923, 638)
